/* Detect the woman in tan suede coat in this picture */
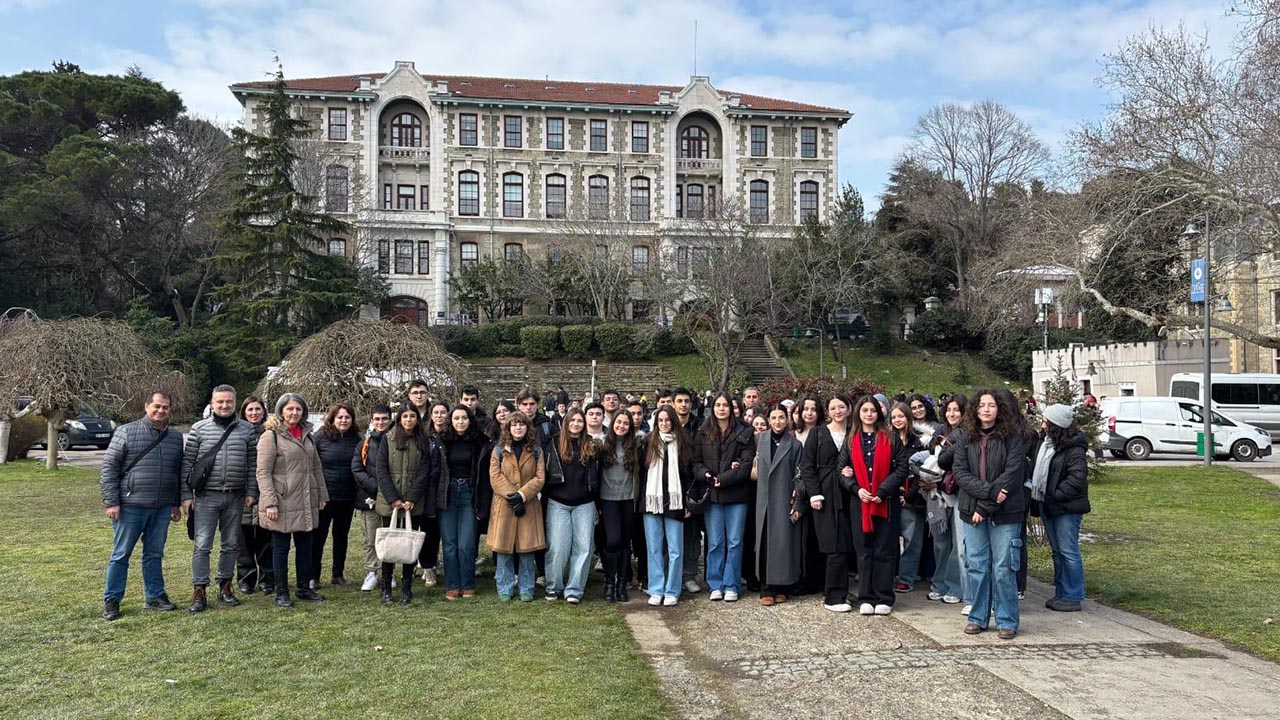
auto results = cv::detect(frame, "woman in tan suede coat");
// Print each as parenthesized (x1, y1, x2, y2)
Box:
(487, 411, 545, 601)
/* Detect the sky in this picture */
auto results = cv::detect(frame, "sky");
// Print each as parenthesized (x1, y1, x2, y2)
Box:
(0, 0, 1242, 211)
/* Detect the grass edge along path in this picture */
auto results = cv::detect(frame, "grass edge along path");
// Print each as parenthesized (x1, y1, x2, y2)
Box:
(1027, 464, 1280, 662)
(0, 462, 671, 720)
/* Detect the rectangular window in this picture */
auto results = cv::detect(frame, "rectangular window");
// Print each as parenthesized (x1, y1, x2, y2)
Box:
(394, 240, 413, 274)
(801, 127, 818, 158)
(1272, 290, 1280, 325)
(588, 176, 609, 219)
(546, 117, 564, 150)
(631, 121, 649, 153)
(328, 108, 347, 141)
(418, 241, 431, 275)
(630, 178, 650, 221)
(504, 115, 522, 148)
(590, 119, 607, 152)
(459, 113, 478, 146)
(420, 185, 430, 211)
(632, 245, 649, 276)
(749, 180, 769, 223)
(325, 166, 348, 213)
(382, 183, 392, 210)
(751, 125, 767, 157)
(676, 247, 689, 278)
(691, 247, 710, 279)
(503, 174, 523, 218)
(545, 175, 566, 219)
(504, 242, 523, 263)
(460, 242, 478, 267)
(327, 238, 346, 257)
(397, 184, 416, 211)
(377, 240, 390, 273)
(799, 181, 819, 221)
(707, 185, 717, 216)
(458, 172, 480, 216)
(676, 184, 682, 219)
(686, 184, 703, 219)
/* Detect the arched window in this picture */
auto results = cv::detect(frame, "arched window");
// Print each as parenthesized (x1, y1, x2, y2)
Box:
(390, 112, 422, 147)
(799, 181, 819, 221)
(545, 174, 567, 219)
(458, 171, 480, 216)
(588, 175, 609, 220)
(325, 165, 348, 213)
(749, 180, 769, 223)
(630, 177, 650, 221)
(503, 172, 523, 218)
(680, 126, 709, 159)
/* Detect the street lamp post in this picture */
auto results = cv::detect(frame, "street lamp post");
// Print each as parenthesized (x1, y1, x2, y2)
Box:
(1184, 217, 1213, 467)
(1035, 287, 1053, 352)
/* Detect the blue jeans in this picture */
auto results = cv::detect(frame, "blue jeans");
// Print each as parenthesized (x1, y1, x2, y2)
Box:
(930, 515, 963, 598)
(962, 519, 1021, 630)
(704, 502, 748, 593)
(495, 552, 536, 599)
(1043, 512, 1085, 602)
(643, 513, 684, 599)
(440, 478, 479, 591)
(898, 506, 926, 587)
(545, 498, 596, 599)
(104, 505, 173, 602)
(191, 490, 243, 586)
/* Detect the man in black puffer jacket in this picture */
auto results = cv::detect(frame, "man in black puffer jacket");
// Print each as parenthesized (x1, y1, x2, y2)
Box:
(100, 391, 186, 621)
(351, 405, 393, 592)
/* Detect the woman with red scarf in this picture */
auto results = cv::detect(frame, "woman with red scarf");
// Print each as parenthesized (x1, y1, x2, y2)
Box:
(839, 395, 909, 616)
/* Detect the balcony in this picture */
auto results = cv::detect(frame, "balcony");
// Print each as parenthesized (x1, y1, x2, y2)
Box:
(676, 157, 722, 173)
(380, 146, 430, 161)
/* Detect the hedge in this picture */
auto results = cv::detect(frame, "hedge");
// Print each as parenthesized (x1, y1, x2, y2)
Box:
(596, 323, 634, 360)
(560, 325, 595, 358)
(520, 325, 561, 360)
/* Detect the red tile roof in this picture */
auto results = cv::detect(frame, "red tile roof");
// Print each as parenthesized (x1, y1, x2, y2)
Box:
(231, 72, 849, 115)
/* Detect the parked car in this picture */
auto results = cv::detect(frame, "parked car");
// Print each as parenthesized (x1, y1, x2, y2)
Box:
(821, 308, 867, 341)
(1169, 372, 1280, 439)
(1101, 396, 1272, 462)
(37, 405, 117, 451)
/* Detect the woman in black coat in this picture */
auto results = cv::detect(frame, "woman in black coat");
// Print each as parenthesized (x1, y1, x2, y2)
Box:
(693, 392, 756, 602)
(311, 403, 361, 587)
(800, 393, 856, 612)
(753, 404, 803, 605)
(1031, 404, 1090, 612)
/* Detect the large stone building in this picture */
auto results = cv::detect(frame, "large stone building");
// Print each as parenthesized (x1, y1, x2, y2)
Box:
(230, 61, 851, 325)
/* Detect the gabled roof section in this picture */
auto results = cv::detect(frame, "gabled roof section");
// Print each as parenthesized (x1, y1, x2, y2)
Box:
(230, 72, 850, 116)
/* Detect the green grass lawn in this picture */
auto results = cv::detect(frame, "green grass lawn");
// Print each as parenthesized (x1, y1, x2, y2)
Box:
(652, 353, 711, 390)
(779, 339, 1018, 396)
(1028, 465, 1280, 661)
(0, 462, 669, 720)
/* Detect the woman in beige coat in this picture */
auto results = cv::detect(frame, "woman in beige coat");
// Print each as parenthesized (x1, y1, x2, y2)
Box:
(488, 411, 545, 601)
(257, 393, 329, 607)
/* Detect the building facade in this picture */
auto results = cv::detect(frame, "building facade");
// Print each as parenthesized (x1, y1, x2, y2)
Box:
(1031, 339, 1230, 400)
(230, 61, 851, 325)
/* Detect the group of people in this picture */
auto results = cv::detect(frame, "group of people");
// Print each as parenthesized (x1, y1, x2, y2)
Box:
(99, 381, 1091, 640)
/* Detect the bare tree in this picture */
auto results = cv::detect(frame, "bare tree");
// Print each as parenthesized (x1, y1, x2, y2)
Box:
(547, 191, 652, 320)
(0, 312, 193, 469)
(257, 319, 469, 419)
(900, 101, 1050, 308)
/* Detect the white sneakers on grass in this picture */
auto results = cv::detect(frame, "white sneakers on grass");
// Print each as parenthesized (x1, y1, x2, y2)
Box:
(360, 572, 378, 592)
(421, 568, 437, 587)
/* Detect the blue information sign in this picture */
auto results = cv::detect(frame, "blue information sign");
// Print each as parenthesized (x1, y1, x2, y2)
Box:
(1190, 258, 1206, 302)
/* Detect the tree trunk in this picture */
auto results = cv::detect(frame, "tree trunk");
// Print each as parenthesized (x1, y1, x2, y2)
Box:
(0, 419, 9, 465)
(45, 418, 60, 471)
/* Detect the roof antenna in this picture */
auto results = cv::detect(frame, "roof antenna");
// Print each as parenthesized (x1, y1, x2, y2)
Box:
(693, 20, 698, 76)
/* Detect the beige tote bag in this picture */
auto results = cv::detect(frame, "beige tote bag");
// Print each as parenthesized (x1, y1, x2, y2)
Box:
(375, 507, 426, 565)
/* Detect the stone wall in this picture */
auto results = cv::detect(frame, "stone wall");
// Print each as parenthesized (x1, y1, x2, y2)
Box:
(465, 359, 675, 402)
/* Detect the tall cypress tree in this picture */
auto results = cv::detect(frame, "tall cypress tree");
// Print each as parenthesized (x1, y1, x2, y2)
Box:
(211, 64, 362, 383)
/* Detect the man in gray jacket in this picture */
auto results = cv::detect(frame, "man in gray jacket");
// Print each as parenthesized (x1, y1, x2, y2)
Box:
(181, 385, 259, 613)
(101, 391, 186, 621)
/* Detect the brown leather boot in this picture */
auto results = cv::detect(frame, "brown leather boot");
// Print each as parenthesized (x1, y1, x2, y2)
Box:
(218, 581, 241, 607)
(188, 585, 207, 613)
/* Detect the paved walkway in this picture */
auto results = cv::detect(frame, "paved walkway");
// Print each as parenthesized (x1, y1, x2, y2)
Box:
(621, 579, 1280, 719)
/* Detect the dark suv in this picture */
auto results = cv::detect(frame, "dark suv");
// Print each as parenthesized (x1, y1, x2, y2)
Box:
(40, 405, 117, 451)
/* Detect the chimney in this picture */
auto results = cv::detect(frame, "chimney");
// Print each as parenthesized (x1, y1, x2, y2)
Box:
(358, 76, 372, 90)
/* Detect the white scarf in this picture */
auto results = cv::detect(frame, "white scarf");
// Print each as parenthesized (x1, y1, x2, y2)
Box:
(645, 432, 682, 514)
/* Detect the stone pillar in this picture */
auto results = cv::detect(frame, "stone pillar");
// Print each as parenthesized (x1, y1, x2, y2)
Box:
(433, 233, 450, 324)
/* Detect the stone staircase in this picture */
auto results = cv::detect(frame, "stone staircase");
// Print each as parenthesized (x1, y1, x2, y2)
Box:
(737, 336, 792, 384)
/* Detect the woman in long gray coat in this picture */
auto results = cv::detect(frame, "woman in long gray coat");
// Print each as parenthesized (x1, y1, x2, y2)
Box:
(753, 404, 804, 606)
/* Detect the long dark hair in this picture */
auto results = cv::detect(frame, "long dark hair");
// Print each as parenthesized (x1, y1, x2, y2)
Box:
(700, 392, 737, 442)
(792, 394, 824, 433)
(943, 393, 968, 430)
(851, 394, 890, 440)
(888, 401, 917, 444)
(320, 402, 356, 440)
(487, 400, 517, 440)
(557, 408, 599, 464)
(647, 406, 692, 466)
(391, 401, 429, 452)
(604, 410, 639, 472)
(908, 393, 939, 424)
(443, 405, 486, 444)
(1045, 418, 1078, 449)
(962, 388, 1018, 440)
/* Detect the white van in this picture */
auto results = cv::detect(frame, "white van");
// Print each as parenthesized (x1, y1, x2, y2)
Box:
(1101, 396, 1272, 462)
(1169, 373, 1280, 438)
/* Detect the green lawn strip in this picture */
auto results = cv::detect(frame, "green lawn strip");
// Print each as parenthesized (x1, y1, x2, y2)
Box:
(779, 341, 1015, 394)
(652, 354, 710, 389)
(1027, 465, 1280, 661)
(0, 462, 669, 720)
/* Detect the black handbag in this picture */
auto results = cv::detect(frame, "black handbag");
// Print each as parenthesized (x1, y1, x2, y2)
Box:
(684, 476, 710, 513)
(188, 421, 237, 495)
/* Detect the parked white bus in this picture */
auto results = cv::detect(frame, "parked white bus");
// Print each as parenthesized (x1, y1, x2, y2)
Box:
(1169, 372, 1280, 438)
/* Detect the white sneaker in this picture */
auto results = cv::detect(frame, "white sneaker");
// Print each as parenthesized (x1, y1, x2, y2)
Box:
(648, 594, 662, 606)
(942, 595, 961, 604)
(422, 568, 437, 587)
(824, 602, 852, 613)
(663, 595, 678, 606)
(684, 580, 702, 594)
(360, 572, 378, 592)
(565, 596, 581, 605)
(961, 604, 972, 616)
(391, 577, 397, 589)
(874, 604, 892, 616)
(709, 589, 724, 601)
(594, 560, 604, 571)
(859, 603, 875, 615)
(723, 591, 739, 602)
(927, 591, 944, 601)
(475, 556, 486, 568)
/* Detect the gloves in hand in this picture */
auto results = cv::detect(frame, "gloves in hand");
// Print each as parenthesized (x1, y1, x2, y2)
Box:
(512, 502, 526, 518)
(505, 492, 523, 509)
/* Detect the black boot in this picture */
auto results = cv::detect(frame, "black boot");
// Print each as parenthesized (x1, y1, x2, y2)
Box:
(275, 589, 293, 608)
(381, 568, 393, 604)
(615, 574, 630, 603)
(400, 570, 413, 604)
(603, 578, 615, 603)
(218, 581, 241, 607)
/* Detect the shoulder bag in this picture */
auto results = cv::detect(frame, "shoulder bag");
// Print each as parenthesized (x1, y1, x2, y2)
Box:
(188, 421, 238, 495)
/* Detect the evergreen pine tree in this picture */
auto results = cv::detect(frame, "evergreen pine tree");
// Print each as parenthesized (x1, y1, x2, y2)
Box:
(1037, 357, 1107, 477)
(210, 63, 364, 382)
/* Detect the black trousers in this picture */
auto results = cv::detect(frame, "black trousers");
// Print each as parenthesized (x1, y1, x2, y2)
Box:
(600, 499, 634, 583)
(382, 513, 421, 591)
(237, 523, 274, 588)
(851, 515, 897, 606)
(270, 530, 314, 593)
(824, 551, 850, 605)
(311, 500, 355, 582)
(418, 515, 440, 569)
(741, 500, 759, 589)
(798, 516, 825, 595)
(631, 505, 648, 585)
